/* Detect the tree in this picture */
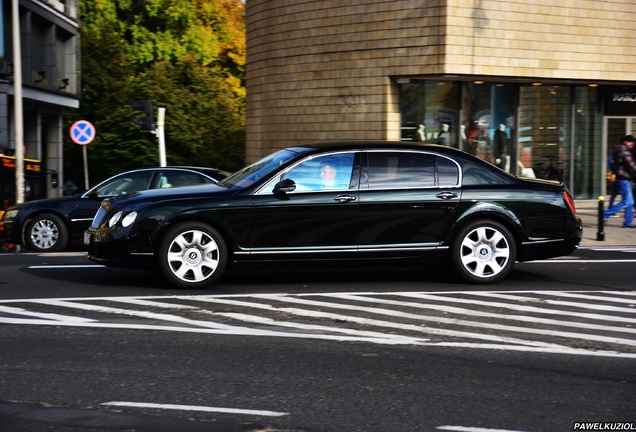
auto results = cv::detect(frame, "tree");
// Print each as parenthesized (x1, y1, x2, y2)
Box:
(64, 0, 245, 187)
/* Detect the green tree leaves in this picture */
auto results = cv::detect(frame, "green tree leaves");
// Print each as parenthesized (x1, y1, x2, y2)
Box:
(65, 0, 245, 186)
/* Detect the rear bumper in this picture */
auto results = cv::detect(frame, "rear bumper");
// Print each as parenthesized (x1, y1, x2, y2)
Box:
(517, 215, 582, 261)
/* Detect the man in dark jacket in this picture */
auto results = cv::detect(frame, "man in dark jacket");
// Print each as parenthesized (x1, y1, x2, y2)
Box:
(605, 135, 636, 227)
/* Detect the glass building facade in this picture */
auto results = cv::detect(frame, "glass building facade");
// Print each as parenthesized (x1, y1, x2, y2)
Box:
(400, 81, 603, 199)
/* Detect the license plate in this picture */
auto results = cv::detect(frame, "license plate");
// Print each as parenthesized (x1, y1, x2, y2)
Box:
(83, 231, 91, 245)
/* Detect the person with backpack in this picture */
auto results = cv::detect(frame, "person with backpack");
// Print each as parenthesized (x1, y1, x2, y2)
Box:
(605, 135, 636, 227)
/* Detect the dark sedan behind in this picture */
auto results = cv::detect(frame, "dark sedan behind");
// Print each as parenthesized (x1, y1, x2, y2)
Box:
(1, 166, 228, 252)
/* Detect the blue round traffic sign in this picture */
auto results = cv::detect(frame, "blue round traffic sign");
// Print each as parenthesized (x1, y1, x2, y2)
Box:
(70, 120, 96, 145)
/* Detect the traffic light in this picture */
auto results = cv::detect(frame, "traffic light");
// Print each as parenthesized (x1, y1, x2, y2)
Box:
(130, 99, 154, 131)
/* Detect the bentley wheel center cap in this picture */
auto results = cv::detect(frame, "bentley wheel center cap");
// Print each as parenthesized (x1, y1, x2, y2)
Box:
(185, 248, 202, 265)
(477, 244, 492, 260)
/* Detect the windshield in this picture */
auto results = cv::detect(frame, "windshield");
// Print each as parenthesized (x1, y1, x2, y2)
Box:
(218, 148, 303, 189)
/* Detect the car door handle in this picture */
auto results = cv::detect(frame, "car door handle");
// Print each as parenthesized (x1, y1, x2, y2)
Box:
(334, 194, 357, 203)
(436, 191, 458, 200)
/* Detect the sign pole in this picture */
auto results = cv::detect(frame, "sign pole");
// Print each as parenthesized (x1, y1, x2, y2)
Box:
(70, 120, 96, 190)
(82, 145, 89, 190)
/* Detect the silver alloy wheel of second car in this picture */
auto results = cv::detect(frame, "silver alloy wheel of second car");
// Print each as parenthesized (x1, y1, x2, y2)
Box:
(25, 213, 68, 252)
(158, 222, 228, 288)
(451, 220, 516, 283)
(30, 219, 59, 249)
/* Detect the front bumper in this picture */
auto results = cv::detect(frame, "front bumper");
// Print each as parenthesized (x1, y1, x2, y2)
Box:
(85, 228, 154, 269)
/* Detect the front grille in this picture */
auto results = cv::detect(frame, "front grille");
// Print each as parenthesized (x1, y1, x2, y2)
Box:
(91, 204, 109, 228)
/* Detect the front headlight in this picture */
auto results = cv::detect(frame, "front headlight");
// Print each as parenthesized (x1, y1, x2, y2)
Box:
(108, 211, 122, 228)
(122, 211, 137, 227)
(3, 209, 19, 220)
(108, 210, 138, 228)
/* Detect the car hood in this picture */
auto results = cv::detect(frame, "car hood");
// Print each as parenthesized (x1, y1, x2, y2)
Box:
(108, 183, 234, 207)
(5, 194, 83, 212)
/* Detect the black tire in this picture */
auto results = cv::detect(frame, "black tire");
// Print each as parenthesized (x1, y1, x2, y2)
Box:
(157, 222, 227, 289)
(24, 213, 69, 252)
(451, 220, 516, 284)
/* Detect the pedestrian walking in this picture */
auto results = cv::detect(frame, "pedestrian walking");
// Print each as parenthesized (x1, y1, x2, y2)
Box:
(605, 135, 636, 227)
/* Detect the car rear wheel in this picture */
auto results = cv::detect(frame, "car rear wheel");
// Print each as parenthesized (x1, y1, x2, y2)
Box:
(25, 213, 68, 252)
(451, 220, 516, 284)
(157, 222, 227, 289)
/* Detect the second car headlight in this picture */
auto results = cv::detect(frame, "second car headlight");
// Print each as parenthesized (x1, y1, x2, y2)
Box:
(3, 209, 19, 220)
(108, 211, 137, 228)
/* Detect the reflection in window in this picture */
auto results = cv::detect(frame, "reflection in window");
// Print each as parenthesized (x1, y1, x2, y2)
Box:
(461, 82, 516, 173)
(438, 157, 460, 187)
(368, 152, 444, 189)
(95, 171, 153, 197)
(284, 153, 355, 192)
(158, 171, 215, 188)
(400, 81, 460, 148)
(518, 85, 571, 184)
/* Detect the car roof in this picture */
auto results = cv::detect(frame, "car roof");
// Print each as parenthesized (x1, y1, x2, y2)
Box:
(135, 166, 223, 172)
(289, 140, 462, 153)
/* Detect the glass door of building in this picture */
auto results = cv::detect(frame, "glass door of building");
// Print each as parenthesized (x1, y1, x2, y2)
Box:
(605, 117, 636, 195)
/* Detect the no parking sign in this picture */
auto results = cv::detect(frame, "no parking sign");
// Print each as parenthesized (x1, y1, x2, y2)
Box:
(70, 120, 95, 145)
(70, 120, 95, 190)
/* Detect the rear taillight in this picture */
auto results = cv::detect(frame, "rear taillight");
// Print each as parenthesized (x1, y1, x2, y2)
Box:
(563, 192, 576, 215)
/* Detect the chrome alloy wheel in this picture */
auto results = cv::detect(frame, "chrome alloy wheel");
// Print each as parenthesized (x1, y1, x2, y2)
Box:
(30, 218, 60, 250)
(458, 225, 511, 279)
(166, 229, 221, 283)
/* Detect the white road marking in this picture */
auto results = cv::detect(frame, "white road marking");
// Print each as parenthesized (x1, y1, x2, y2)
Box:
(107, 298, 197, 309)
(469, 292, 636, 314)
(523, 259, 636, 263)
(534, 290, 636, 305)
(245, 294, 636, 347)
(2, 290, 636, 357)
(437, 426, 527, 432)
(187, 296, 569, 348)
(330, 293, 636, 335)
(0, 305, 95, 322)
(399, 292, 634, 323)
(101, 401, 288, 417)
(214, 311, 425, 344)
(28, 265, 104, 268)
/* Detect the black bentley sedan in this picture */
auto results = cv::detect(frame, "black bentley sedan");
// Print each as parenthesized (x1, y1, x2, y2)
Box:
(1, 166, 228, 252)
(85, 142, 582, 287)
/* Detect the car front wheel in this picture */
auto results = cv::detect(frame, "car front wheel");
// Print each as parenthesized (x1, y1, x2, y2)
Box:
(25, 213, 68, 252)
(157, 222, 227, 289)
(451, 220, 516, 284)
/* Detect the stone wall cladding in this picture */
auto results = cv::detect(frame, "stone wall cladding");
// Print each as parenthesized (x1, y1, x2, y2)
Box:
(246, 0, 636, 161)
(445, 0, 636, 79)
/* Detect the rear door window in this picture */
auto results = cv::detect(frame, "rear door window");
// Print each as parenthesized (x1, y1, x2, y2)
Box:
(366, 152, 458, 188)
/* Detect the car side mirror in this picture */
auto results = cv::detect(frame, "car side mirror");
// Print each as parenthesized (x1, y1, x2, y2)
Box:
(273, 179, 296, 200)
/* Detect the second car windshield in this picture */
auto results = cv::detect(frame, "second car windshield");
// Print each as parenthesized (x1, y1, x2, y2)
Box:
(218, 148, 303, 189)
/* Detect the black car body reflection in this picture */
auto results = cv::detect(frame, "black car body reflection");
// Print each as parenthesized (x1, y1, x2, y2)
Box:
(1, 167, 228, 252)
(85, 142, 582, 287)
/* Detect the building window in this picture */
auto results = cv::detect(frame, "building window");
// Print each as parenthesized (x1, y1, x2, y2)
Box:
(461, 82, 516, 172)
(399, 81, 460, 148)
(400, 79, 603, 199)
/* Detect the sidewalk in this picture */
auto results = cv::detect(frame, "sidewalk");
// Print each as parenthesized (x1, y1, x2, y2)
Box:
(576, 200, 636, 248)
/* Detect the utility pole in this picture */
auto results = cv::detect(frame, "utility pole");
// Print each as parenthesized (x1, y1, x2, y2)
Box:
(157, 107, 166, 167)
(12, 0, 24, 204)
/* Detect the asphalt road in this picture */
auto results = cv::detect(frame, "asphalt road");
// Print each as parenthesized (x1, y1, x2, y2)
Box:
(0, 249, 635, 432)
